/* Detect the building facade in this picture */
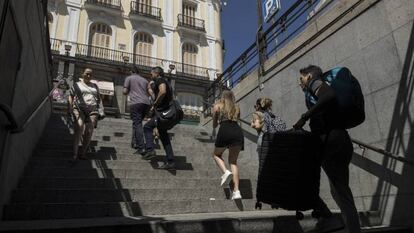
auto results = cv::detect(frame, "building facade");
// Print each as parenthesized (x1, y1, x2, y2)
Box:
(48, 0, 223, 118)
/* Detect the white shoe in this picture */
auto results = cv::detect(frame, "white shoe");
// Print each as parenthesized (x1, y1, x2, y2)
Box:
(220, 170, 233, 186)
(231, 190, 242, 200)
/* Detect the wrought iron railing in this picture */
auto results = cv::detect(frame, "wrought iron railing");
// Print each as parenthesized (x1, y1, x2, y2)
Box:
(237, 118, 414, 166)
(178, 14, 205, 31)
(176, 63, 210, 79)
(50, 38, 214, 80)
(130, 1, 161, 20)
(85, 0, 121, 10)
(206, 0, 338, 104)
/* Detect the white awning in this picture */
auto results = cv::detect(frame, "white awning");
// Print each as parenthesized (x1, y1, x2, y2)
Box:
(92, 80, 115, 96)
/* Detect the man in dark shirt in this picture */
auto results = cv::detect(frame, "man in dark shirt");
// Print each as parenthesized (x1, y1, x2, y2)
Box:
(294, 65, 361, 233)
(123, 66, 150, 155)
(142, 66, 175, 170)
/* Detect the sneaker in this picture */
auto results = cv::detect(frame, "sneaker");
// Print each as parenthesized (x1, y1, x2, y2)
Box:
(231, 190, 242, 200)
(133, 149, 146, 156)
(159, 162, 176, 170)
(306, 216, 345, 233)
(142, 150, 156, 160)
(220, 170, 233, 186)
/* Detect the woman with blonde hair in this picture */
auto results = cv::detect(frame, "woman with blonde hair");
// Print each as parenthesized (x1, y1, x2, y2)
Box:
(212, 90, 244, 200)
(255, 97, 286, 133)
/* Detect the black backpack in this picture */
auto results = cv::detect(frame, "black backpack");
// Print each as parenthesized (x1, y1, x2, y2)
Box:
(305, 67, 365, 129)
(155, 81, 184, 130)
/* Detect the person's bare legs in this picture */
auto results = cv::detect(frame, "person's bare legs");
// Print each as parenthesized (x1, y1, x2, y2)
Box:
(228, 145, 241, 192)
(213, 147, 227, 173)
(73, 114, 85, 160)
(80, 115, 97, 158)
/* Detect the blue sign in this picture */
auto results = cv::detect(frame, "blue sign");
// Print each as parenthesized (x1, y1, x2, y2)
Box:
(262, 0, 281, 23)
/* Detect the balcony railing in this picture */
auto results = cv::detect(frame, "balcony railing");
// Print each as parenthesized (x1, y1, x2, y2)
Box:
(50, 38, 213, 80)
(177, 14, 205, 32)
(130, 1, 161, 21)
(85, 0, 121, 10)
(176, 63, 210, 79)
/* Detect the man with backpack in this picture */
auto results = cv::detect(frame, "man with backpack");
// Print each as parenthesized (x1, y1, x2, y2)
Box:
(294, 65, 364, 233)
(142, 66, 175, 170)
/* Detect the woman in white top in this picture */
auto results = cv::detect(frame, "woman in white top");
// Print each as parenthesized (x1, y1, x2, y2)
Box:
(68, 68, 101, 160)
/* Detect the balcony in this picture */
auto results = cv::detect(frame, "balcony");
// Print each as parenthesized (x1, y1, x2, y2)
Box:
(50, 38, 213, 80)
(84, 0, 121, 15)
(130, 1, 162, 22)
(177, 14, 205, 32)
(176, 63, 211, 80)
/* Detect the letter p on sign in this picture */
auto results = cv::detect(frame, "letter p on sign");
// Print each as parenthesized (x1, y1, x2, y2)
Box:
(263, 0, 281, 23)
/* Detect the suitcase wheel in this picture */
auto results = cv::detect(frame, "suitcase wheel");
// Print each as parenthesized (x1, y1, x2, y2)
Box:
(271, 204, 280, 209)
(311, 210, 321, 219)
(255, 202, 262, 210)
(296, 211, 304, 220)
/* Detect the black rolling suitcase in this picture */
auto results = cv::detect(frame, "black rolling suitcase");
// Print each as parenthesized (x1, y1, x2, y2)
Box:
(256, 129, 322, 218)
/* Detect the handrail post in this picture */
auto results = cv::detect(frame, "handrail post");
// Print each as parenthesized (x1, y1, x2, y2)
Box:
(256, 0, 267, 91)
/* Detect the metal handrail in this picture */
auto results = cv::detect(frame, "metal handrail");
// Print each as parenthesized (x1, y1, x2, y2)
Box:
(130, 1, 161, 20)
(207, 0, 337, 103)
(0, 79, 65, 134)
(50, 38, 214, 80)
(236, 117, 414, 166)
(177, 14, 205, 31)
(351, 138, 414, 166)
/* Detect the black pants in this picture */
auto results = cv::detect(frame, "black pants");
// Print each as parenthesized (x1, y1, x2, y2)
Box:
(144, 116, 174, 163)
(130, 103, 150, 150)
(315, 129, 361, 233)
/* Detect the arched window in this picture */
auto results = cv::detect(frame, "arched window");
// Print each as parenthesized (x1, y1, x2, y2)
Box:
(89, 23, 112, 59)
(182, 3, 196, 26)
(90, 23, 112, 48)
(182, 43, 198, 75)
(134, 32, 153, 66)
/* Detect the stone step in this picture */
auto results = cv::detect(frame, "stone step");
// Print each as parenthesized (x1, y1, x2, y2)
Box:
(28, 157, 217, 170)
(43, 124, 207, 135)
(17, 177, 229, 190)
(1, 210, 407, 233)
(50, 134, 213, 144)
(2, 200, 266, 220)
(11, 188, 233, 203)
(0, 210, 298, 233)
(34, 146, 213, 157)
(37, 140, 213, 151)
(362, 226, 411, 233)
(32, 150, 219, 164)
(23, 167, 238, 179)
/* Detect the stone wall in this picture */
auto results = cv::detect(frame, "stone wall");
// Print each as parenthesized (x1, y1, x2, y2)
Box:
(0, 0, 52, 216)
(205, 0, 414, 228)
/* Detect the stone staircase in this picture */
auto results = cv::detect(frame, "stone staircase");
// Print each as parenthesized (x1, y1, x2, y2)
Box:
(0, 114, 410, 232)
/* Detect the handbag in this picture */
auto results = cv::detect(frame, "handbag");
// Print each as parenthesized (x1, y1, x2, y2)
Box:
(72, 81, 105, 120)
(155, 100, 183, 130)
(154, 80, 183, 130)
